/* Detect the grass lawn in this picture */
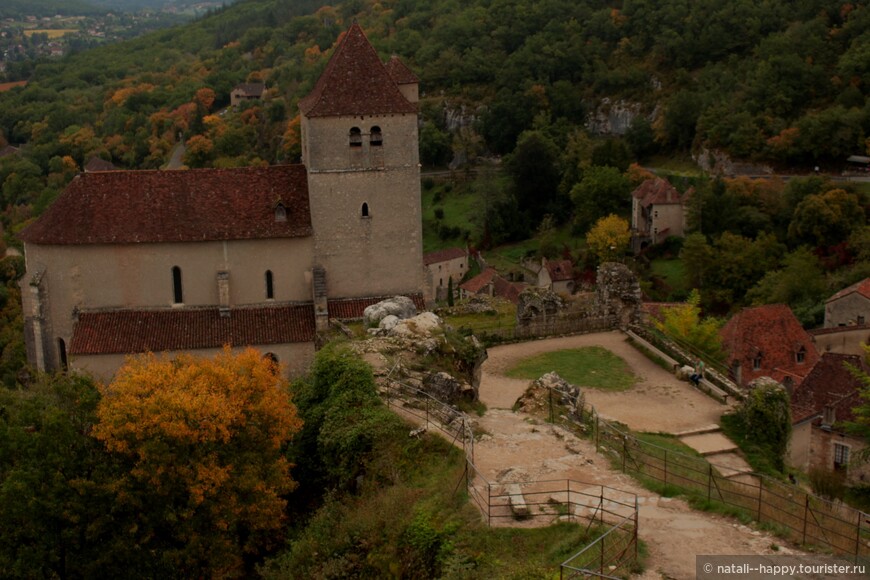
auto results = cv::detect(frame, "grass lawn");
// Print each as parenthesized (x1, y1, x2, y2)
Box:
(506, 347, 636, 391)
(650, 258, 689, 297)
(441, 299, 517, 333)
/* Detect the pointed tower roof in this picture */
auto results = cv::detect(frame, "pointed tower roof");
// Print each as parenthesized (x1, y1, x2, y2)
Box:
(299, 23, 416, 118)
(385, 55, 418, 85)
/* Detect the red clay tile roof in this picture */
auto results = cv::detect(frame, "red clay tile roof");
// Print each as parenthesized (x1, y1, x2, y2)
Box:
(631, 177, 682, 205)
(720, 304, 819, 387)
(298, 23, 416, 118)
(0, 145, 19, 158)
(69, 304, 316, 355)
(384, 56, 419, 85)
(19, 165, 312, 245)
(492, 276, 526, 304)
(84, 157, 117, 172)
(790, 353, 868, 424)
(460, 268, 498, 294)
(232, 82, 265, 97)
(546, 259, 574, 282)
(327, 294, 426, 319)
(809, 324, 870, 336)
(826, 278, 870, 303)
(423, 247, 466, 266)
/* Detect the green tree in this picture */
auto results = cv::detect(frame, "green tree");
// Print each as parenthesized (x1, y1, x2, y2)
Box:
(0, 374, 125, 578)
(679, 232, 714, 289)
(654, 289, 724, 361)
(738, 381, 791, 472)
(288, 344, 406, 502)
(93, 348, 302, 577)
(507, 130, 563, 231)
(570, 165, 631, 230)
(419, 121, 452, 167)
(447, 276, 454, 306)
(746, 247, 827, 326)
(788, 188, 865, 248)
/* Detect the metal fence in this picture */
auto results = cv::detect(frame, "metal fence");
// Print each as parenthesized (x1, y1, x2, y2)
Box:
(379, 375, 640, 577)
(477, 316, 617, 346)
(541, 384, 870, 565)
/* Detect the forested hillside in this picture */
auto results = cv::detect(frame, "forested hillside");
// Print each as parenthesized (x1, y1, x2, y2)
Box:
(0, 0, 866, 373)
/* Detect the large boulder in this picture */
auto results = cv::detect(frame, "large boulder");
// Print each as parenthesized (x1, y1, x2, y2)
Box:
(423, 371, 475, 401)
(363, 296, 417, 326)
(515, 372, 584, 417)
(389, 312, 443, 339)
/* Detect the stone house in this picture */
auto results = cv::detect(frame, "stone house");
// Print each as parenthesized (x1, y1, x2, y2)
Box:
(423, 246, 468, 301)
(810, 279, 870, 356)
(789, 353, 870, 482)
(720, 304, 819, 389)
(630, 177, 689, 252)
(230, 82, 266, 107)
(537, 257, 575, 295)
(825, 278, 870, 327)
(19, 24, 425, 379)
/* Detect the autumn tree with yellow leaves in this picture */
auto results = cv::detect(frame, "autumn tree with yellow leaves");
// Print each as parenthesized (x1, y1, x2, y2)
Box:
(586, 214, 631, 263)
(94, 347, 302, 578)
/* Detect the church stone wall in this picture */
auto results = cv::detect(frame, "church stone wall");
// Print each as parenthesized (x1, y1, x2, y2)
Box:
(73, 342, 315, 382)
(23, 237, 315, 352)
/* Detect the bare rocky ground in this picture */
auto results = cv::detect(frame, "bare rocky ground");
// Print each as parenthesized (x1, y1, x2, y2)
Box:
(475, 332, 808, 579)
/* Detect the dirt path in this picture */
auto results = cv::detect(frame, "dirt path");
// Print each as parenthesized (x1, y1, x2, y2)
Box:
(475, 332, 804, 579)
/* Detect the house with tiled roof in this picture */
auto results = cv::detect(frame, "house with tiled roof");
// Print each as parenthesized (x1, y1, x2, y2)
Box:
(230, 82, 266, 107)
(720, 304, 819, 389)
(789, 353, 870, 482)
(811, 279, 870, 356)
(18, 24, 424, 379)
(537, 258, 575, 295)
(423, 246, 468, 301)
(459, 268, 526, 304)
(824, 278, 870, 328)
(630, 177, 689, 251)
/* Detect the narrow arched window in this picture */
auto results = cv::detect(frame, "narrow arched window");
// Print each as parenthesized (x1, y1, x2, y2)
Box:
(274, 203, 287, 222)
(266, 270, 274, 299)
(172, 266, 183, 304)
(57, 338, 68, 371)
(361, 202, 370, 218)
(349, 127, 362, 147)
(370, 126, 382, 146)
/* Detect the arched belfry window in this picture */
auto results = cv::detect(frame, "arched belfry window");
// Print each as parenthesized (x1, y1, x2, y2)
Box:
(172, 266, 183, 304)
(266, 270, 274, 299)
(349, 127, 362, 147)
(370, 126, 382, 146)
(274, 203, 287, 222)
(361, 202, 370, 218)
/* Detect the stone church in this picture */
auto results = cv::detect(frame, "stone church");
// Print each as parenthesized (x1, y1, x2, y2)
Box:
(18, 24, 425, 378)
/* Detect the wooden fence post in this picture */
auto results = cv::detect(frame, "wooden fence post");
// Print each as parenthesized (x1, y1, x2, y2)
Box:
(707, 465, 712, 502)
(802, 494, 809, 545)
(664, 450, 668, 486)
(622, 437, 627, 472)
(595, 414, 600, 451)
(757, 483, 763, 522)
(855, 511, 862, 564)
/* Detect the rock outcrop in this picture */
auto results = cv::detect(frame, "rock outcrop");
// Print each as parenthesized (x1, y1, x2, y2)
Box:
(516, 287, 565, 326)
(595, 262, 642, 327)
(363, 296, 417, 327)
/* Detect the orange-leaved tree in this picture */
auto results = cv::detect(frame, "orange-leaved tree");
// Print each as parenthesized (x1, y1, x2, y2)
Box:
(93, 347, 302, 577)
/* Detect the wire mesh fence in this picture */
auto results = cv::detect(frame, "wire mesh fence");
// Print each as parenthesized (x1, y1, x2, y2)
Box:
(537, 383, 870, 565)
